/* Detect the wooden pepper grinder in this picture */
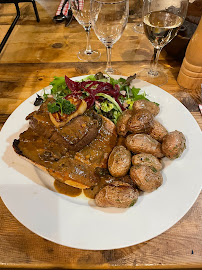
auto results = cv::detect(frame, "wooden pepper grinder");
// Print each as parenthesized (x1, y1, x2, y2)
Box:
(177, 16, 202, 90)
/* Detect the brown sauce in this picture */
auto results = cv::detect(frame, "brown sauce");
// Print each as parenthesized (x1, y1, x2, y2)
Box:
(54, 179, 82, 197)
(83, 185, 100, 199)
(84, 174, 115, 199)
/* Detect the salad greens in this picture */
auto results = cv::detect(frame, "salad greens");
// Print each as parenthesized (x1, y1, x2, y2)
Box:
(49, 76, 71, 98)
(43, 73, 152, 124)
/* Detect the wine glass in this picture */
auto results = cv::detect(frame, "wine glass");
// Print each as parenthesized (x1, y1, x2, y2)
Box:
(137, 0, 189, 86)
(134, 22, 144, 34)
(70, 0, 100, 61)
(91, 0, 129, 73)
(132, 0, 144, 34)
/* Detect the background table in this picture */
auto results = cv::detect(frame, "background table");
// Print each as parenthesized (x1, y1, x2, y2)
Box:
(0, 0, 201, 269)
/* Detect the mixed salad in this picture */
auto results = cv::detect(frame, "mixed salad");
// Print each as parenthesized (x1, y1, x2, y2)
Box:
(36, 73, 152, 124)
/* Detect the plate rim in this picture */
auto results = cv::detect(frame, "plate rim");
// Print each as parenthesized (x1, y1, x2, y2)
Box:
(0, 75, 202, 250)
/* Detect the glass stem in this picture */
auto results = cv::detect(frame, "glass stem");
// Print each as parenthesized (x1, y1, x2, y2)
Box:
(105, 46, 113, 73)
(149, 47, 162, 77)
(84, 27, 92, 54)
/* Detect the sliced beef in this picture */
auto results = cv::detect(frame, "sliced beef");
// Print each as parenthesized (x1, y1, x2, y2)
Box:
(28, 99, 102, 152)
(13, 105, 117, 189)
(13, 129, 99, 188)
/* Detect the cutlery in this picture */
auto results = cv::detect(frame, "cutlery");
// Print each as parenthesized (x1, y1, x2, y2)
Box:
(65, 4, 73, 27)
(53, 0, 69, 23)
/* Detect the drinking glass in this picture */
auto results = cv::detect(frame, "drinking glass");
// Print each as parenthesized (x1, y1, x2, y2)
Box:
(70, 0, 100, 61)
(137, 0, 188, 86)
(134, 22, 144, 34)
(132, 0, 144, 34)
(91, 0, 129, 73)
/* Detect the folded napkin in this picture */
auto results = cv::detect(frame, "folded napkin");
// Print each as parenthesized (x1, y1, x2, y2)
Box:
(56, 0, 69, 16)
(56, 0, 84, 16)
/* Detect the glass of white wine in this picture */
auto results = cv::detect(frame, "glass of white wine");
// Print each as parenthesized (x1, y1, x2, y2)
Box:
(137, 0, 188, 86)
(70, 0, 101, 61)
(91, 0, 129, 73)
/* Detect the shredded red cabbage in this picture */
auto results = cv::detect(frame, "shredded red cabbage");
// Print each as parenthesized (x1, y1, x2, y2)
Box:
(64, 75, 125, 111)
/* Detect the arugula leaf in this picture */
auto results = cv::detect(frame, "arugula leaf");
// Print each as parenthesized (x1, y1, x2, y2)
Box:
(82, 75, 97, 81)
(94, 72, 107, 80)
(83, 72, 108, 82)
(125, 73, 136, 86)
(131, 86, 141, 98)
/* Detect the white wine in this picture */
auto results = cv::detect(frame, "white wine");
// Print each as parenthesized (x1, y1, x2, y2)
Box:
(143, 11, 183, 49)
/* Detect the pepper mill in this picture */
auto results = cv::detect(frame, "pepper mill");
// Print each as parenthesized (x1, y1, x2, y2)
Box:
(177, 16, 202, 90)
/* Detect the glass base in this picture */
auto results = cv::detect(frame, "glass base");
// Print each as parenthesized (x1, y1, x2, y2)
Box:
(104, 67, 123, 75)
(137, 68, 168, 86)
(133, 22, 144, 34)
(77, 49, 101, 62)
(105, 66, 114, 74)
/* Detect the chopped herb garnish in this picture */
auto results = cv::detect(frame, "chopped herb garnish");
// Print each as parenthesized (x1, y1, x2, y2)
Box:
(48, 97, 76, 116)
(129, 200, 136, 207)
(47, 102, 60, 114)
(151, 167, 157, 173)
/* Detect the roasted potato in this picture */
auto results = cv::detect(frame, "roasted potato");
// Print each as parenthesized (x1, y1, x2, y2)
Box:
(162, 130, 186, 159)
(127, 109, 154, 134)
(116, 109, 133, 136)
(95, 181, 139, 208)
(132, 153, 162, 171)
(149, 120, 168, 142)
(125, 134, 164, 158)
(133, 100, 160, 116)
(119, 175, 138, 188)
(130, 165, 163, 192)
(108, 146, 131, 177)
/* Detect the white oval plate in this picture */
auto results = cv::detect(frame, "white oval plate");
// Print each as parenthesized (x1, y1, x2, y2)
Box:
(0, 75, 201, 250)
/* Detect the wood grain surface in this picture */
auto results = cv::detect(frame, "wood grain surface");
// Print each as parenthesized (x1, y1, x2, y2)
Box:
(0, 1, 202, 269)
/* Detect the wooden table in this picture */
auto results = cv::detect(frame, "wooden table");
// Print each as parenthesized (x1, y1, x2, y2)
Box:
(0, 1, 201, 269)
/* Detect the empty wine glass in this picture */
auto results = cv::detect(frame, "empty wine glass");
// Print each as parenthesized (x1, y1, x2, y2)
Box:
(132, 0, 144, 34)
(91, 0, 129, 73)
(70, 0, 100, 61)
(137, 0, 188, 86)
(134, 22, 144, 34)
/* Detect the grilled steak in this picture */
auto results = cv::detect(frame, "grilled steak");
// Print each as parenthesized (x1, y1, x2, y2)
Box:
(13, 100, 117, 188)
(27, 99, 101, 152)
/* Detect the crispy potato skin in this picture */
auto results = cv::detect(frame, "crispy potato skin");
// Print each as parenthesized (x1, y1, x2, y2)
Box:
(95, 181, 139, 208)
(130, 165, 163, 192)
(125, 134, 164, 158)
(108, 146, 131, 177)
(133, 100, 160, 116)
(149, 120, 168, 142)
(162, 130, 186, 159)
(132, 153, 162, 171)
(116, 110, 133, 136)
(127, 109, 154, 134)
